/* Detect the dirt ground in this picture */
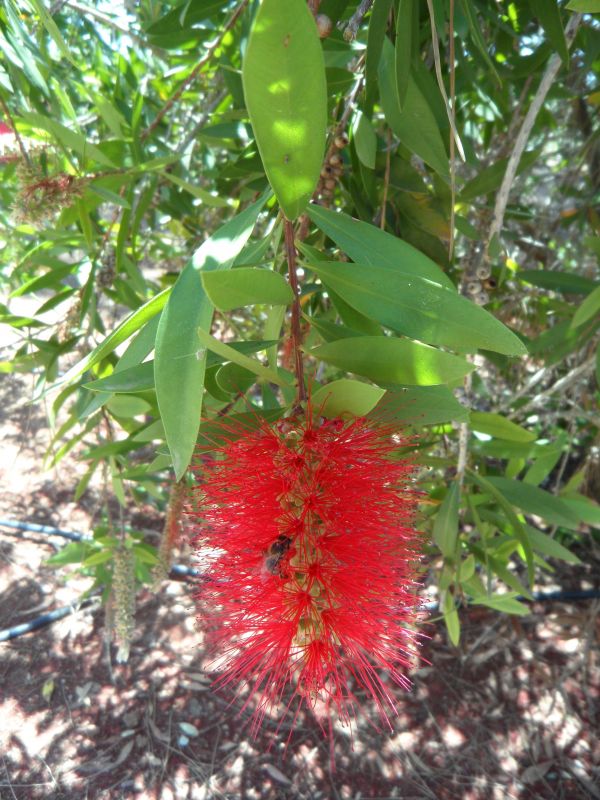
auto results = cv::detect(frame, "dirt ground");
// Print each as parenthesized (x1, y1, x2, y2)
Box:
(1, 371, 599, 800)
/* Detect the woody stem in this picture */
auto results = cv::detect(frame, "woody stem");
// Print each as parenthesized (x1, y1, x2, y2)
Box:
(284, 218, 306, 406)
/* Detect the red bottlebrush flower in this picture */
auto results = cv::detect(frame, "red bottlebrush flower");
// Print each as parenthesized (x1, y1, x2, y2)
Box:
(189, 412, 424, 733)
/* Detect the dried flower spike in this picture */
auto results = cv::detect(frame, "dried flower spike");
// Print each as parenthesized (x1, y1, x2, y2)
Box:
(190, 412, 423, 733)
(153, 480, 186, 587)
(113, 545, 136, 664)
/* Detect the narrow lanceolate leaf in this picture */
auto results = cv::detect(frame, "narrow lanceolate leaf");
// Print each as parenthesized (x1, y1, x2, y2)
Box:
(470, 412, 536, 443)
(84, 362, 154, 393)
(28, 0, 76, 65)
(433, 482, 460, 558)
(528, 0, 569, 65)
(201, 268, 293, 311)
(365, 0, 394, 111)
(395, 0, 415, 110)
(307, 261, 527, 356)
(53, 289, 170, 389)
(571, 284, 600, 329)
(310, 336, 474, 386)
(306, 204, 454, 289)
(486, 477, 581, 530)
(155, 194, 268, 480)
(370, 385, 469, 425)
(379, 39, 448, 176)
(242, 0, 327, 219)
(196, 328, 292, 387)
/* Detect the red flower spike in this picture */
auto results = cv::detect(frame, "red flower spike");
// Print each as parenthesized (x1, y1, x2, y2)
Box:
(189, 412, 424, 734)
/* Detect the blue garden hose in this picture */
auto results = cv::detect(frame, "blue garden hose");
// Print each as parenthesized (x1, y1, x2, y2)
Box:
(1, 518, 598, 643)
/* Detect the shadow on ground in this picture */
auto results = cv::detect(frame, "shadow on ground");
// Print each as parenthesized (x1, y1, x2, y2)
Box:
(1, 532, 598, 800)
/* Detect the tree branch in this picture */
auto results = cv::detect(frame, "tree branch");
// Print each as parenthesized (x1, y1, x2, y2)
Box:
(340, 0, 374, 42)
(284, 219, 306, 407)
(141, 0, 249, 141)
(486, 13, 582, 255)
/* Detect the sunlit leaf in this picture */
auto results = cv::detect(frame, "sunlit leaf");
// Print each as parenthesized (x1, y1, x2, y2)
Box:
(242, 0, 326, 219)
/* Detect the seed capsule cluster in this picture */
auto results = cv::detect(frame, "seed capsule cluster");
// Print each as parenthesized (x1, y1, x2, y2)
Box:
(463, 261, 498, 305)
(316, 132, 348, 203)
(96, 250, 116, 290)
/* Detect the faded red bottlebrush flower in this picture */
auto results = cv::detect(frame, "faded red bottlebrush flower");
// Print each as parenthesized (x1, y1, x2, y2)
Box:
(189, 412, 423, 732)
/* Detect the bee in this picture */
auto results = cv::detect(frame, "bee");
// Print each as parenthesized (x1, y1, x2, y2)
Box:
(263, 534, 292, 577)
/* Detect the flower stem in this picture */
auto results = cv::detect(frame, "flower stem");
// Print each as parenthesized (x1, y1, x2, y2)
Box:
(284, 218, 306, 406)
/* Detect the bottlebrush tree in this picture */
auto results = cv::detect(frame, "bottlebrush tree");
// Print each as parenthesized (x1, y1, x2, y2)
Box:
(1, 0, 599, 729)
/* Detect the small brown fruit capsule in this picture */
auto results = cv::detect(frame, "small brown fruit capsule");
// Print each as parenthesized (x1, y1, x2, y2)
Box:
(484, 277, 498, 290)
(329, 153, 342, 166)
(315, 14, 333, 38)
(475, 290, 489, 305)
(334, 132, 349, 149)
(466, 280, 482, 295)
(475, 265, 491, 280)
(324, 178, 336, 191)
(320, 165, 334, 178)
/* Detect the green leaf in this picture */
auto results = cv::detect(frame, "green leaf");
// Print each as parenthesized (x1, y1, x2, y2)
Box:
(443, 592, 461, 645)
(571, 284, 600, 329)
(470, 412, 536, 442)
(486, 477, 581, 530)
(55, 290, 170, 389)
(242, 0, 327, 219)
(46, 542, 89, 566)
(525, 526, 581, 564)
(559, 494, 600, 528)
(518, 270, 597, 295)
(307, 205, 454, 289)
(468, 471, 534, 583)
(352, 111, 377, 170)
(528, 0, 569, 64)
(106, 395, 150, 418)
(459, 554, 476, 582)
(20, 112, 117, 168)
(365, 0, 394, 112)
(370, 385, 469, 425)
(460, 149, 542, 201)
(472, 593, 529, 616)
(28, 0, 76, 65)
(307, 260, 527, 355)
(196, 328, 291, 387)
(82, 549, 115, 567)
(10, 263, 75, 297)
(155, 194, 268, 480)
(84, 362, 154, 393)
(379, 39, 448, 176)
(310, 336, 474, 385)
(395, 0, 415, 110)
(459, 0, 501, 85)
(161, 172, 231, 207)
(216, 363, 256, 394)
(132, 544, 159, 565)
(201, 268, 293, 310)
(311, 379, 386, 417)
(433, 482, 460, 557)
(565, 0, 600, 11)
